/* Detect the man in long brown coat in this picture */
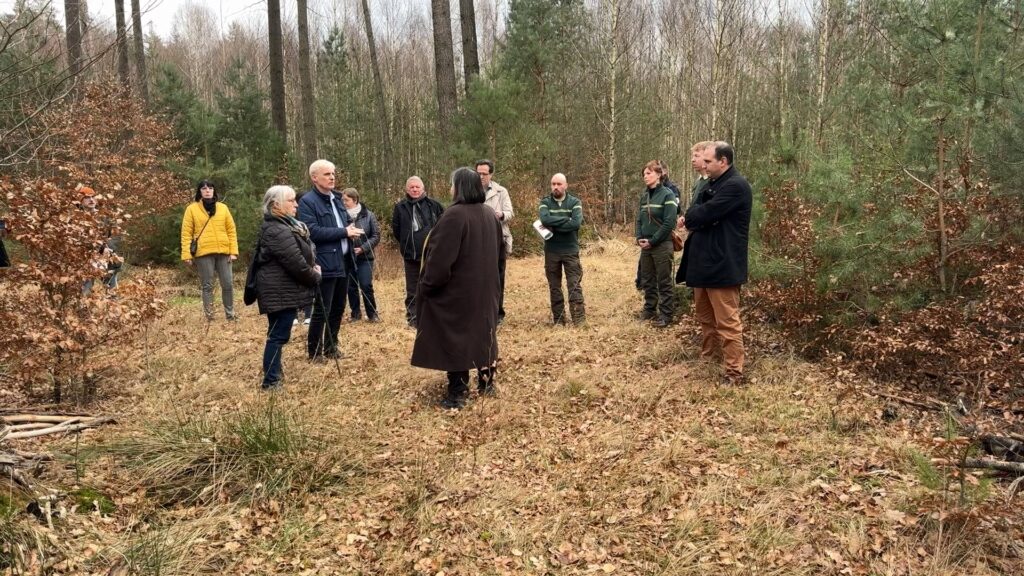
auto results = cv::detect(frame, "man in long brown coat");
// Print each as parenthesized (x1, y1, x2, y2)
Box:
(411, 168, 505, 409)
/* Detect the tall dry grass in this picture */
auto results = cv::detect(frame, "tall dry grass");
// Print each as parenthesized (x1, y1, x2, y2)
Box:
(24, 237, 1019, 575)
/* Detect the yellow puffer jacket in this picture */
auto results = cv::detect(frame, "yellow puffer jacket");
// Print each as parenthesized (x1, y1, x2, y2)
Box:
(180, 201, 239, 260)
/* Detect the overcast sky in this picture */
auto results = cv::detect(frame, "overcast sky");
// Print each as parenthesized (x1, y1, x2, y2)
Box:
(2, 0, 287, 39)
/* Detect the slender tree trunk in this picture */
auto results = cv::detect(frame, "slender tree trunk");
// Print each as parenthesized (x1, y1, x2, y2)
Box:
(431, 0, 458, 141)
(130, 0, 149, 104)
(267, 0, 288, 141)
(360, 0, 394, 166)
(936, 119, 948, 293)
(814, 0, 831, 147)
(604, 0, 619, 223)
(114, 0, 130, 89)
(297, 0, 318, 165)
(460, 0, 480, 95)
(710, 0, 727, 135)
(64, 0, 83, 78)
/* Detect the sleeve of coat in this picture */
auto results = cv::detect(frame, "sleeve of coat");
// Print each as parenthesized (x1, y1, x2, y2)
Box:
(298, 195, 347, 244)
(391, 204, 401, 242)
(499, 187, 513, 222)
(565, 199, 583, 231)
(263, 226, 320, 287)
(366, 212, 381, 251)
(650, 193, 678, 246)
(684, 180, 747, 231)
(417, 216, 463, 296)
(224, 205, 239, 256)
(539, 200, 569, 228)
(634, 194, 643, 240)
(180, 204, 195, 261)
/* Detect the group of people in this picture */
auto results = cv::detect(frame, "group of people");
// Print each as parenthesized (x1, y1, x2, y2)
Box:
(176, 142, 751, 400)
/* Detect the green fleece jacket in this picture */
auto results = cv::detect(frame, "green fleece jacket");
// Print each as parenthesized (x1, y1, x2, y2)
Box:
(538, 193, 583, 254)
(634, 184, 678, 246)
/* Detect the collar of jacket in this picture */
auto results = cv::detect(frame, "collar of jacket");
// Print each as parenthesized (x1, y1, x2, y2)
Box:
(709, 165, 736, 185)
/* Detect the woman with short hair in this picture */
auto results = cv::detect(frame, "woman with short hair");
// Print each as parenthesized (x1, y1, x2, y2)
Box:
(340, 188, 382, 322)
(635, 161, 679, 328)
(411, 168, 505, 409)
(254, 185, 321, 391)
(180, 179, 239, 320)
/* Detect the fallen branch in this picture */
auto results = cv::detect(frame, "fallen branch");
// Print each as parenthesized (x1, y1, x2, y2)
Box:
(3, 416, 115, 440)
(868, 391, 947, 412)
(1, 414, 91, 424)
(963, 457, 1024, 475)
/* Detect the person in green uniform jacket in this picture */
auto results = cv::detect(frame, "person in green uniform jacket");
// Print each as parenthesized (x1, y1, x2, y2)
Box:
(635, 161, 679, 327)
(538, 173, 586, 325)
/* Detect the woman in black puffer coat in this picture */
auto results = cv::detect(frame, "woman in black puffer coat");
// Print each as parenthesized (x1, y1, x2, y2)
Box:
(255, 185, 321, 391)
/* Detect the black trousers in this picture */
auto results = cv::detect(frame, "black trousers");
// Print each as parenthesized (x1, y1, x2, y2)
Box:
(307, 275, 349, 358)
(498, 254, 507, 320)
(403, 258, 420, 322)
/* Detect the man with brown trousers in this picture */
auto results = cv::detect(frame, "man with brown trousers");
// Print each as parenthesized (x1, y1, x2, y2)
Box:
(677, 142, 753, 385)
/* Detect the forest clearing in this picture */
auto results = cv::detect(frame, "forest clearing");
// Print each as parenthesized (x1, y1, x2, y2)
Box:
(2, 244, 1021, 575)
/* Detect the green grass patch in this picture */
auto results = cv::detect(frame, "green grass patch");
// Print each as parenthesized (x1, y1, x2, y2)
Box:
(72, 487, 115, 515)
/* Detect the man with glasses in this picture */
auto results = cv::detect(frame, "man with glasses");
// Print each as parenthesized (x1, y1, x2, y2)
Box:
(476, 159, 513, 324)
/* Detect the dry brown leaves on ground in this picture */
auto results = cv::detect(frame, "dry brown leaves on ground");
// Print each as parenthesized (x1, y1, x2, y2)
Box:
(2, 241, 1022, 575)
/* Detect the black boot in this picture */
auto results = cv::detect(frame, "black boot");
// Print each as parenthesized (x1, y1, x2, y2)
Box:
(440, 371, 469, 409)
(478, 366, 497, 397)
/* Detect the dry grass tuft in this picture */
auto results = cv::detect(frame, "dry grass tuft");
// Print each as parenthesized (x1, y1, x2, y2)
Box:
(17, 238, 1019, 575)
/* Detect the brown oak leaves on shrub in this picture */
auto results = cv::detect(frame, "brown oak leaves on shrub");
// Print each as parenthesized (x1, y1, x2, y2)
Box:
(0, 84, 187, 403)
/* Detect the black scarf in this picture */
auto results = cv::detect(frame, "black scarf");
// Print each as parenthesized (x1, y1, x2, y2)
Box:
(202, 199, 217, 217)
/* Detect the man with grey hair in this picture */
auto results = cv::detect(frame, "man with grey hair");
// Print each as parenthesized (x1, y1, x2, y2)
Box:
(538, 173, 586, 325)
(298, 159, 364, 361)
(391, 176, 444, 328)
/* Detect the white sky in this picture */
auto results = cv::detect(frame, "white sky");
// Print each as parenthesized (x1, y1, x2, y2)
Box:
(2, 0, 281, 40)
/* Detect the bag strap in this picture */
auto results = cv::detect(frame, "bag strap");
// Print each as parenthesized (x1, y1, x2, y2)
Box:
(193, 204, 213, 241)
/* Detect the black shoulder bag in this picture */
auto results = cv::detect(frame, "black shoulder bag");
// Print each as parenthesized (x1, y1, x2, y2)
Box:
(243, 233, 263, 306)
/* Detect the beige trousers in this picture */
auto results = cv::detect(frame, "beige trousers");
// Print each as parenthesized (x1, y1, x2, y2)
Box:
(693, 286, 744, 376)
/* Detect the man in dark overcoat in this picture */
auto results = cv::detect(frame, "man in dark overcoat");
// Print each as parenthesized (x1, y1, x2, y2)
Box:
(677, 141, 753, 385)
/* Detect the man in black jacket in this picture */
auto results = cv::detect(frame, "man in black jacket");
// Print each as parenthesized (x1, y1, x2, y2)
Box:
(391, 176, 444, 328)
(677, 142, 752, 385)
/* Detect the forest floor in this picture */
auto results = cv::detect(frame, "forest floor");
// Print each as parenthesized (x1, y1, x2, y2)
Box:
(4, 237, 1022, 575)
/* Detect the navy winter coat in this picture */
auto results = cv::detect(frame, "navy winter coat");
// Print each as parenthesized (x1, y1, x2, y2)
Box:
(297, 188, 357, 278)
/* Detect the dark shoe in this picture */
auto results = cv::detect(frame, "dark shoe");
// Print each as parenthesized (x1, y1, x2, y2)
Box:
(261, 381, 283, 392)
(350, 314, 362, 322)
(226, 315, 238, 322)
(721, 373, 746, 387)
(636, 310, 656, 321)
(439, 395, 466, 410)
(367, 315, 381, 323)
(652, 317, 670, 328)
(497, 316, 505, 326)
(552, 317, 566, 326)
(572, 317, 587, 327)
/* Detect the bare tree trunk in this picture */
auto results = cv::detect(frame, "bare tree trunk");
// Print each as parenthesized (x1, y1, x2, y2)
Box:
(114, 0, 130, 89)
(130, 0, 149, 104)
(360, 0, 394, 167)
(297, 0, 318, 165)
(709, 0, 727, 135)
(813, 0, 831, 147)
(936, 119, 948, 293)
(65, 0, 83, 79)
(460, 0, 480, 95)
(604, 0, 620, 223)
(431, 0, 458, 141)
(268, 0, 288, 141)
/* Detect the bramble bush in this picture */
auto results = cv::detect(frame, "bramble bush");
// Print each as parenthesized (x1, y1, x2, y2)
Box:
(0, 83, 186, 403)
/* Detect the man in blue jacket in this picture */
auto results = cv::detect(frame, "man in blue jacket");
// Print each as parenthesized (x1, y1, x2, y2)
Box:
(298, 159, 364, 361)
(677, 142, 752, 385)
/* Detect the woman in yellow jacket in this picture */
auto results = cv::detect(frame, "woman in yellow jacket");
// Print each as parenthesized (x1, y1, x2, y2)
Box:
(180, 179, 239, 320)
